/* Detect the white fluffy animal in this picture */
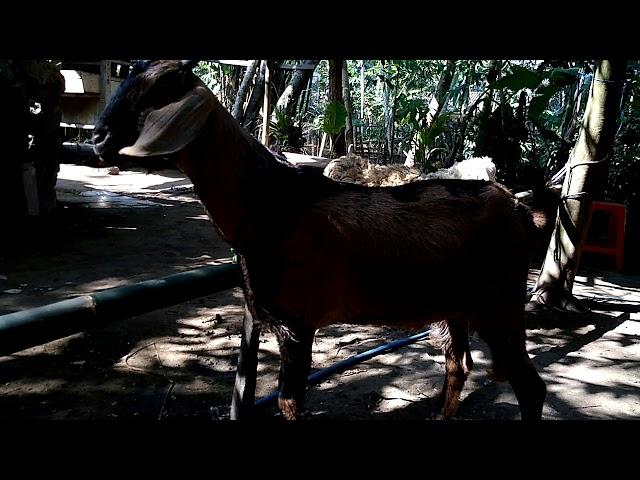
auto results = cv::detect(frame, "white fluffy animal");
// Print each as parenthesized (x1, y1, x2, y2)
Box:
(424, 156, 496, 182)
(323, 154, 496, 186)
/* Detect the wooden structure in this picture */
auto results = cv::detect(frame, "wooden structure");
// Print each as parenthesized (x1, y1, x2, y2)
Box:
(58, 60, 131, 132)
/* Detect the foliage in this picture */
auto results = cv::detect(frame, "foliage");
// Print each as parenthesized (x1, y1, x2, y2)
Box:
(322, 100, 347, 135)
(607, 61, 640, 204)
(198, 58, 638, 207)
(269, 107, 304, 152)
(193, 61, 238, 110)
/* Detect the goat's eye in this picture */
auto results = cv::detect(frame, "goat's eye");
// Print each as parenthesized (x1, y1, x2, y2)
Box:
(138, 108, 152, 130)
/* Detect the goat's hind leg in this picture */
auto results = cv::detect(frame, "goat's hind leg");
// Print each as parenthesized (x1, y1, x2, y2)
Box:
(474, 306, 546, 420)
(274, 322, 314, 420)
(431, 319, 473, 420)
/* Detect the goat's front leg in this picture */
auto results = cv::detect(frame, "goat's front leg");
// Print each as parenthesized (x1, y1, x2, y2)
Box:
(274, 323, 314, 420)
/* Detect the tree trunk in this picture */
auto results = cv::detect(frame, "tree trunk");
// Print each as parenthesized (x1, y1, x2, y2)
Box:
(273, 60, 319, 119)
(527, 60, 628, 313)
(405, 59, 457, 167)
(546, 68, 583, 176)
(471, 60, 501, 162)
(342, 60, 354, 152)
(388, 97, 396, 162)
(264, 60, 279, 123)
(328, 59, 346, 157)
(301, 76, 312, 116)
(261, 62, 271, 146)
(382, 60, 391, 162)
(479, 60, 500, 127)
(228, 66, 241, 109)
(231, 60, 260, 121)
(242, 60, 267, 132)
(360, 60, 365, 121)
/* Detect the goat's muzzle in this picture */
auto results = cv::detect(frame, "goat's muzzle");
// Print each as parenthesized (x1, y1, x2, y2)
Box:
(92, 129, 115, 158)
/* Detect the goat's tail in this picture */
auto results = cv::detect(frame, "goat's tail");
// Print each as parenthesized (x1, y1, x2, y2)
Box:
(516, 197, 556, 254)
(517, 201, 547, 230)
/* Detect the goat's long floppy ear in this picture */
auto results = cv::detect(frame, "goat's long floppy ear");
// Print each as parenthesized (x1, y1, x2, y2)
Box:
(119, 86, 214, 157)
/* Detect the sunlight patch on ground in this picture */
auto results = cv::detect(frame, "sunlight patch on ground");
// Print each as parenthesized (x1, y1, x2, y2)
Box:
(58, 164, 193, 193)
(66, 277, 134, 294)
(542, 318, 640, 418)
(56, 164, 196, 208)
(56, 189, 169, 208)
(376, 385, 421, 412)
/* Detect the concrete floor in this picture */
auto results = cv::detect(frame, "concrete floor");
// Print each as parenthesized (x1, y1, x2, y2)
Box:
(0, 164, 638, 420)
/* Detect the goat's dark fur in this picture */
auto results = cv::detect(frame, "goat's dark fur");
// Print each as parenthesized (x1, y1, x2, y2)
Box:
(93, 60, 546, 420)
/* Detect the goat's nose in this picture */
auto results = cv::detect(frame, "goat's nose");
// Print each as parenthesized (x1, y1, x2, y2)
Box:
(92, 128, 112, 155)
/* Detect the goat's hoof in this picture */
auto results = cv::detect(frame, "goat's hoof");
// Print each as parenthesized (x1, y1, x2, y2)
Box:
(430, 410, 445, 420)
(431, 408, 457, 420)
(278, 397, 300, 420)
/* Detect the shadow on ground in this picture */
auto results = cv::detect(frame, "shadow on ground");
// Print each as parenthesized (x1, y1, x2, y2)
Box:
(1, 166, 639, 421)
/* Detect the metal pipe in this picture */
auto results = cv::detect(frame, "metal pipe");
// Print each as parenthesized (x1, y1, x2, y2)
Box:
(254, 328, 432, 410)
(0, 263, 242, 357)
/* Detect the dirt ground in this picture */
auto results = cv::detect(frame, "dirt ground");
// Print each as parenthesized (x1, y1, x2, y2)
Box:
(1, 164, 639, 421)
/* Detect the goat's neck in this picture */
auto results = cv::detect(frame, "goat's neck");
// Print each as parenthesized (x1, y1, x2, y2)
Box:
(174, 105, 289, 250)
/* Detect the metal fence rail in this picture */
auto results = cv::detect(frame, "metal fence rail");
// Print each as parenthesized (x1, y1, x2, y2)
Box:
(0, 263, 242, 357)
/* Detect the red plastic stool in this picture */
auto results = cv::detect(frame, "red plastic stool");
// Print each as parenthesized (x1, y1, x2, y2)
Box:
(583, 201, 626, 271)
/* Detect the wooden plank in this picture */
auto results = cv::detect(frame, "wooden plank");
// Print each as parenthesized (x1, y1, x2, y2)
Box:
(55, 60, 132, 66)
(210, 60, 315, 70)
(213, 59, 252, 67)
(278, 62, 318, 70)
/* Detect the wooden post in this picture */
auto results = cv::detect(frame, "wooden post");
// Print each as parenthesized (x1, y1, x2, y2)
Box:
(328, 60, 346, 157)
(230, 303, 262, 419)
(342, 60, 354, 151)
(360, 60, 365, 121)
(99, 60, 112, 113)
(319, 132, 327, 157)
(261, 62, 270, 146)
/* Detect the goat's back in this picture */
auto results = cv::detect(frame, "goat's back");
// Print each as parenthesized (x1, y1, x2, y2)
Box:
(247, 177, 530, 329)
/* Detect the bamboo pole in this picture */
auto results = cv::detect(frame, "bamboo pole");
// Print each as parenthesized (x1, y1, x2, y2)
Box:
(261, 62, 270, 146)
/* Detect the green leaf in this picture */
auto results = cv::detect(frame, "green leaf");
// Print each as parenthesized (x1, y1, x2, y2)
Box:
(418, 129, 427, 146)
(548, 67, 580, 86)
(530, 117, 561, 143)
(395, 99, 423, 126)
(424, 111, 457, 147)
(539, 111, 562, 128)
(529, 84, 557, 119)
(492, 65, 542, 91)
(322, 101, 347, 135)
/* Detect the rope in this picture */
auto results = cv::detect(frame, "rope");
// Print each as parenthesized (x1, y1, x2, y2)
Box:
(594, 78, 623, 84)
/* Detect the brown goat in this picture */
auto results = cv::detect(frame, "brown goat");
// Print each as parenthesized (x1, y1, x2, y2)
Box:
(92, 60, 546, 420)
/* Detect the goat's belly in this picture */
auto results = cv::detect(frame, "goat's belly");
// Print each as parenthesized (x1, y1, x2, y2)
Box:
(313, 292, 468, 329)
(264, 251, 524, 330)
(345, 312, 456, 331)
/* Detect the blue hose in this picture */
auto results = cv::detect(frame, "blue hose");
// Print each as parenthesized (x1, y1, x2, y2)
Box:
(254, 328, 432, 409)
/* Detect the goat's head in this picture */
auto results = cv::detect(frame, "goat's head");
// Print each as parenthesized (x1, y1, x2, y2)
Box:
(92, 60, 214, 164)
